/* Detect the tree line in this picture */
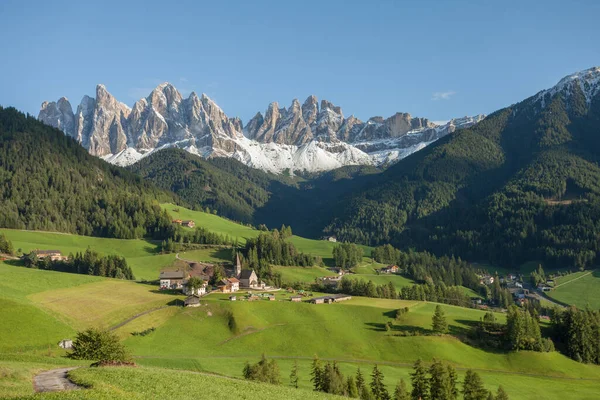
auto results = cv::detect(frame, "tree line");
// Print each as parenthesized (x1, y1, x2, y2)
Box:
(243, 354, 509, 399)
(371, 245, 481, 291)
(23, 248, 134, 280)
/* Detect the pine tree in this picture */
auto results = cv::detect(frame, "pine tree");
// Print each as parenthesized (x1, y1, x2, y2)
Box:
(462, 370, 488, 400)
(347, 375, 359, 398)
(495, 386, 509, 400)
(370, 365, 389, 400)
(357, 368, 373, 400)
(429, 359, 451, 400)
(410, 359, 430, 400)
(290, 360, 299, 389)
(393, 379, 410, 400)
(447, 364, 459, 400)
(311, 355, 323, 391)
(432, 305, 449, 334)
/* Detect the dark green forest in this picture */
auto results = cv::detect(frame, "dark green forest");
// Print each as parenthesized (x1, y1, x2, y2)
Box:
(130, 148, 295, 223)
(325, 83, 600, 270)
(0, 107, 175, 239)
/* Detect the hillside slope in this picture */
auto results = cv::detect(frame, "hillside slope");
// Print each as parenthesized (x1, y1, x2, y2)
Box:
(130, 148, 296, 223)
(327, 67, 600, 269)
(0, 107, 175, 239)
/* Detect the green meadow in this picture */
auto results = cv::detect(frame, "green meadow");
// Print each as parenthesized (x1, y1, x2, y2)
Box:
(160, 203, 373, 264)
(548, 270, 600, 309)
(2, 261, 600, 399)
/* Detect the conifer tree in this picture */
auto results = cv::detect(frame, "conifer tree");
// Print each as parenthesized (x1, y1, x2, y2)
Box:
(432, 305, 449, 334)
(410, 359, 429, 400)
(429, 359, 451, 400)
(311, 355, 323, 391)
(495, 386, 509, 400)
(347, 375, 359, 398)
(393, 379, 410, 400)
(370, 365, 389, 400)
(447, 364, 459, 400)
(290, 360, 299, 389)
(462, 370, 488, 400)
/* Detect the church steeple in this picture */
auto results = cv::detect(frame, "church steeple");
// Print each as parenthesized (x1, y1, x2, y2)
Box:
(235, 252, 242, 278)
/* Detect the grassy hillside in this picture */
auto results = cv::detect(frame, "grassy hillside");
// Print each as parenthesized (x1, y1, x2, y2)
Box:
(160, 203, 373, 264)
(0, 229, 175, 281)
(2, 263, 600, 399)
(548, 270, 600, 308)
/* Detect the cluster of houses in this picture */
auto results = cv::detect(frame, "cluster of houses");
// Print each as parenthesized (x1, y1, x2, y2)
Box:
(321, 236, 337, 242)
(32, 249, 68, 262)
(309, 294, 352, 304)
(172, 219, 195, 228)
(160, 253, 269, 305)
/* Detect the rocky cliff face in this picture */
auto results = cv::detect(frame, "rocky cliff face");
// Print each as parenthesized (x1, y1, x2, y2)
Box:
(39, 83, 484, 173)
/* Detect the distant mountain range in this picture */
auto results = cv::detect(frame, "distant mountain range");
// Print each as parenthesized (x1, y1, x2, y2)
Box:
(38, 84, 483, 174)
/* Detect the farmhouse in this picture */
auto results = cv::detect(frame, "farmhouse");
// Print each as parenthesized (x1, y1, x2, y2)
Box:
(218, 277, 240, 293)
(182, 220, 195, 228)
(184, 295, 201, 307)
(290, 295, 302, 302)
(183, 280, 207, 296)
(309, 294, 352, 304)
(159, 270, 186, 290)
(172, 219, 183, 225)
(58, 339, 73, 349)
(33, 249, 67, 261)
(380, 265, 399, 274)
(322, 236, 337, 242)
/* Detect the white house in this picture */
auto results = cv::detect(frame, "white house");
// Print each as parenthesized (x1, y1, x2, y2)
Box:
(159, 271, 186, 290)
(183, 281, 207, 296)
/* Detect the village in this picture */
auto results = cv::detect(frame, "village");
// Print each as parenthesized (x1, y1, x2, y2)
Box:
(158, 252, 352, 307)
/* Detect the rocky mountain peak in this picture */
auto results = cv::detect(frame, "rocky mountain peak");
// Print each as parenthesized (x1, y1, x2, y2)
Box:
(39, 82, 486, 173)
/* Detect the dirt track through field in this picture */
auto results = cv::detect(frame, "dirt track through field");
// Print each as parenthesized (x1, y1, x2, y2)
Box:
(33, 367, 81, 392)
(553, 271, 594, 289)
(109, 305, 170, 331)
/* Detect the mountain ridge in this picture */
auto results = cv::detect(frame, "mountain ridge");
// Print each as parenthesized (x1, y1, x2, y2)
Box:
(39, 84, 484, 174)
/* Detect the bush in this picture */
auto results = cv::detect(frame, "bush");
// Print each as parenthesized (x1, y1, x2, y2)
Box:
(243, 354, 281, 384)
(69, 328, 129, 362)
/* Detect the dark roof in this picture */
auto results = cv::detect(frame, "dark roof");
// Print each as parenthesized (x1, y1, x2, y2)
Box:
(160, 271, 185, 279)
(239, 270, 256, 279)
(184, 296, 200, 305)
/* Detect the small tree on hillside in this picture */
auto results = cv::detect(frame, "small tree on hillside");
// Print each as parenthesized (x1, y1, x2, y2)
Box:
(495, 386, 509, 400)
(432, 305, 449, 334)
(311, 355, 323, 391)
(0, 234, 14, 255)
(393, 379, 410, 400)
(370, 365, 389, 400)
(242, 354, 280, 384)
(462, 370, 488, 400)
(186, 276, 204, 294)
(68, 328, 129, 362)
(290, 360, 299, 388)
(410, 359, 430, 400)
(347, 375, 359, 398)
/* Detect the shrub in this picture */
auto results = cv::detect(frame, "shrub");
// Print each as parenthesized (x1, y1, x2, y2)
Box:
(69, 328, 129, 362)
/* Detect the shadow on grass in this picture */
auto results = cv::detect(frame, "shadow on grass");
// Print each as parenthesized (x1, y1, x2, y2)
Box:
(3, 259, 24, 267)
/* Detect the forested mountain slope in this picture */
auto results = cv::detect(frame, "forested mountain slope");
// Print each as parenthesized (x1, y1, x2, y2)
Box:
(0, 107, 175, 239)
(326, 67, 600, 269)
(129, 148, 298, 223)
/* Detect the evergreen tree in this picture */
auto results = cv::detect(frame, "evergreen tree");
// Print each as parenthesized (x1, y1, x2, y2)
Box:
(447, 364, 459, 400)
(290, 360, 299, 389)
(495, 386, 509, 400)
(370, 365, 389, 400)
(429, 359, 452, 400)
(432, 305, 449, 334)
(311, 355, 323, 391)
(347, 375, 359, 398)
(393, 379, 410, 400)
(462, 370, 488, 400)
(410, 359, 429, 400)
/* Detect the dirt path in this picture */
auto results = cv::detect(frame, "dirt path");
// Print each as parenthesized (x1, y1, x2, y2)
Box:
(109, 305, 169, 331)
(553, 271, 594, 289)
(33, 367, 81, 393)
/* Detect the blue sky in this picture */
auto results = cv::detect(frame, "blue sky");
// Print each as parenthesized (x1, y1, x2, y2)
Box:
(1, 0, 599, 123)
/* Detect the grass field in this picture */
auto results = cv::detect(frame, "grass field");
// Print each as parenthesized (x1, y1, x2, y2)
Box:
(548, 270, 600, 309)
(0, 229, 175, 281)
(2, 262, 600, 399)
(160, 203, 373, 265)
